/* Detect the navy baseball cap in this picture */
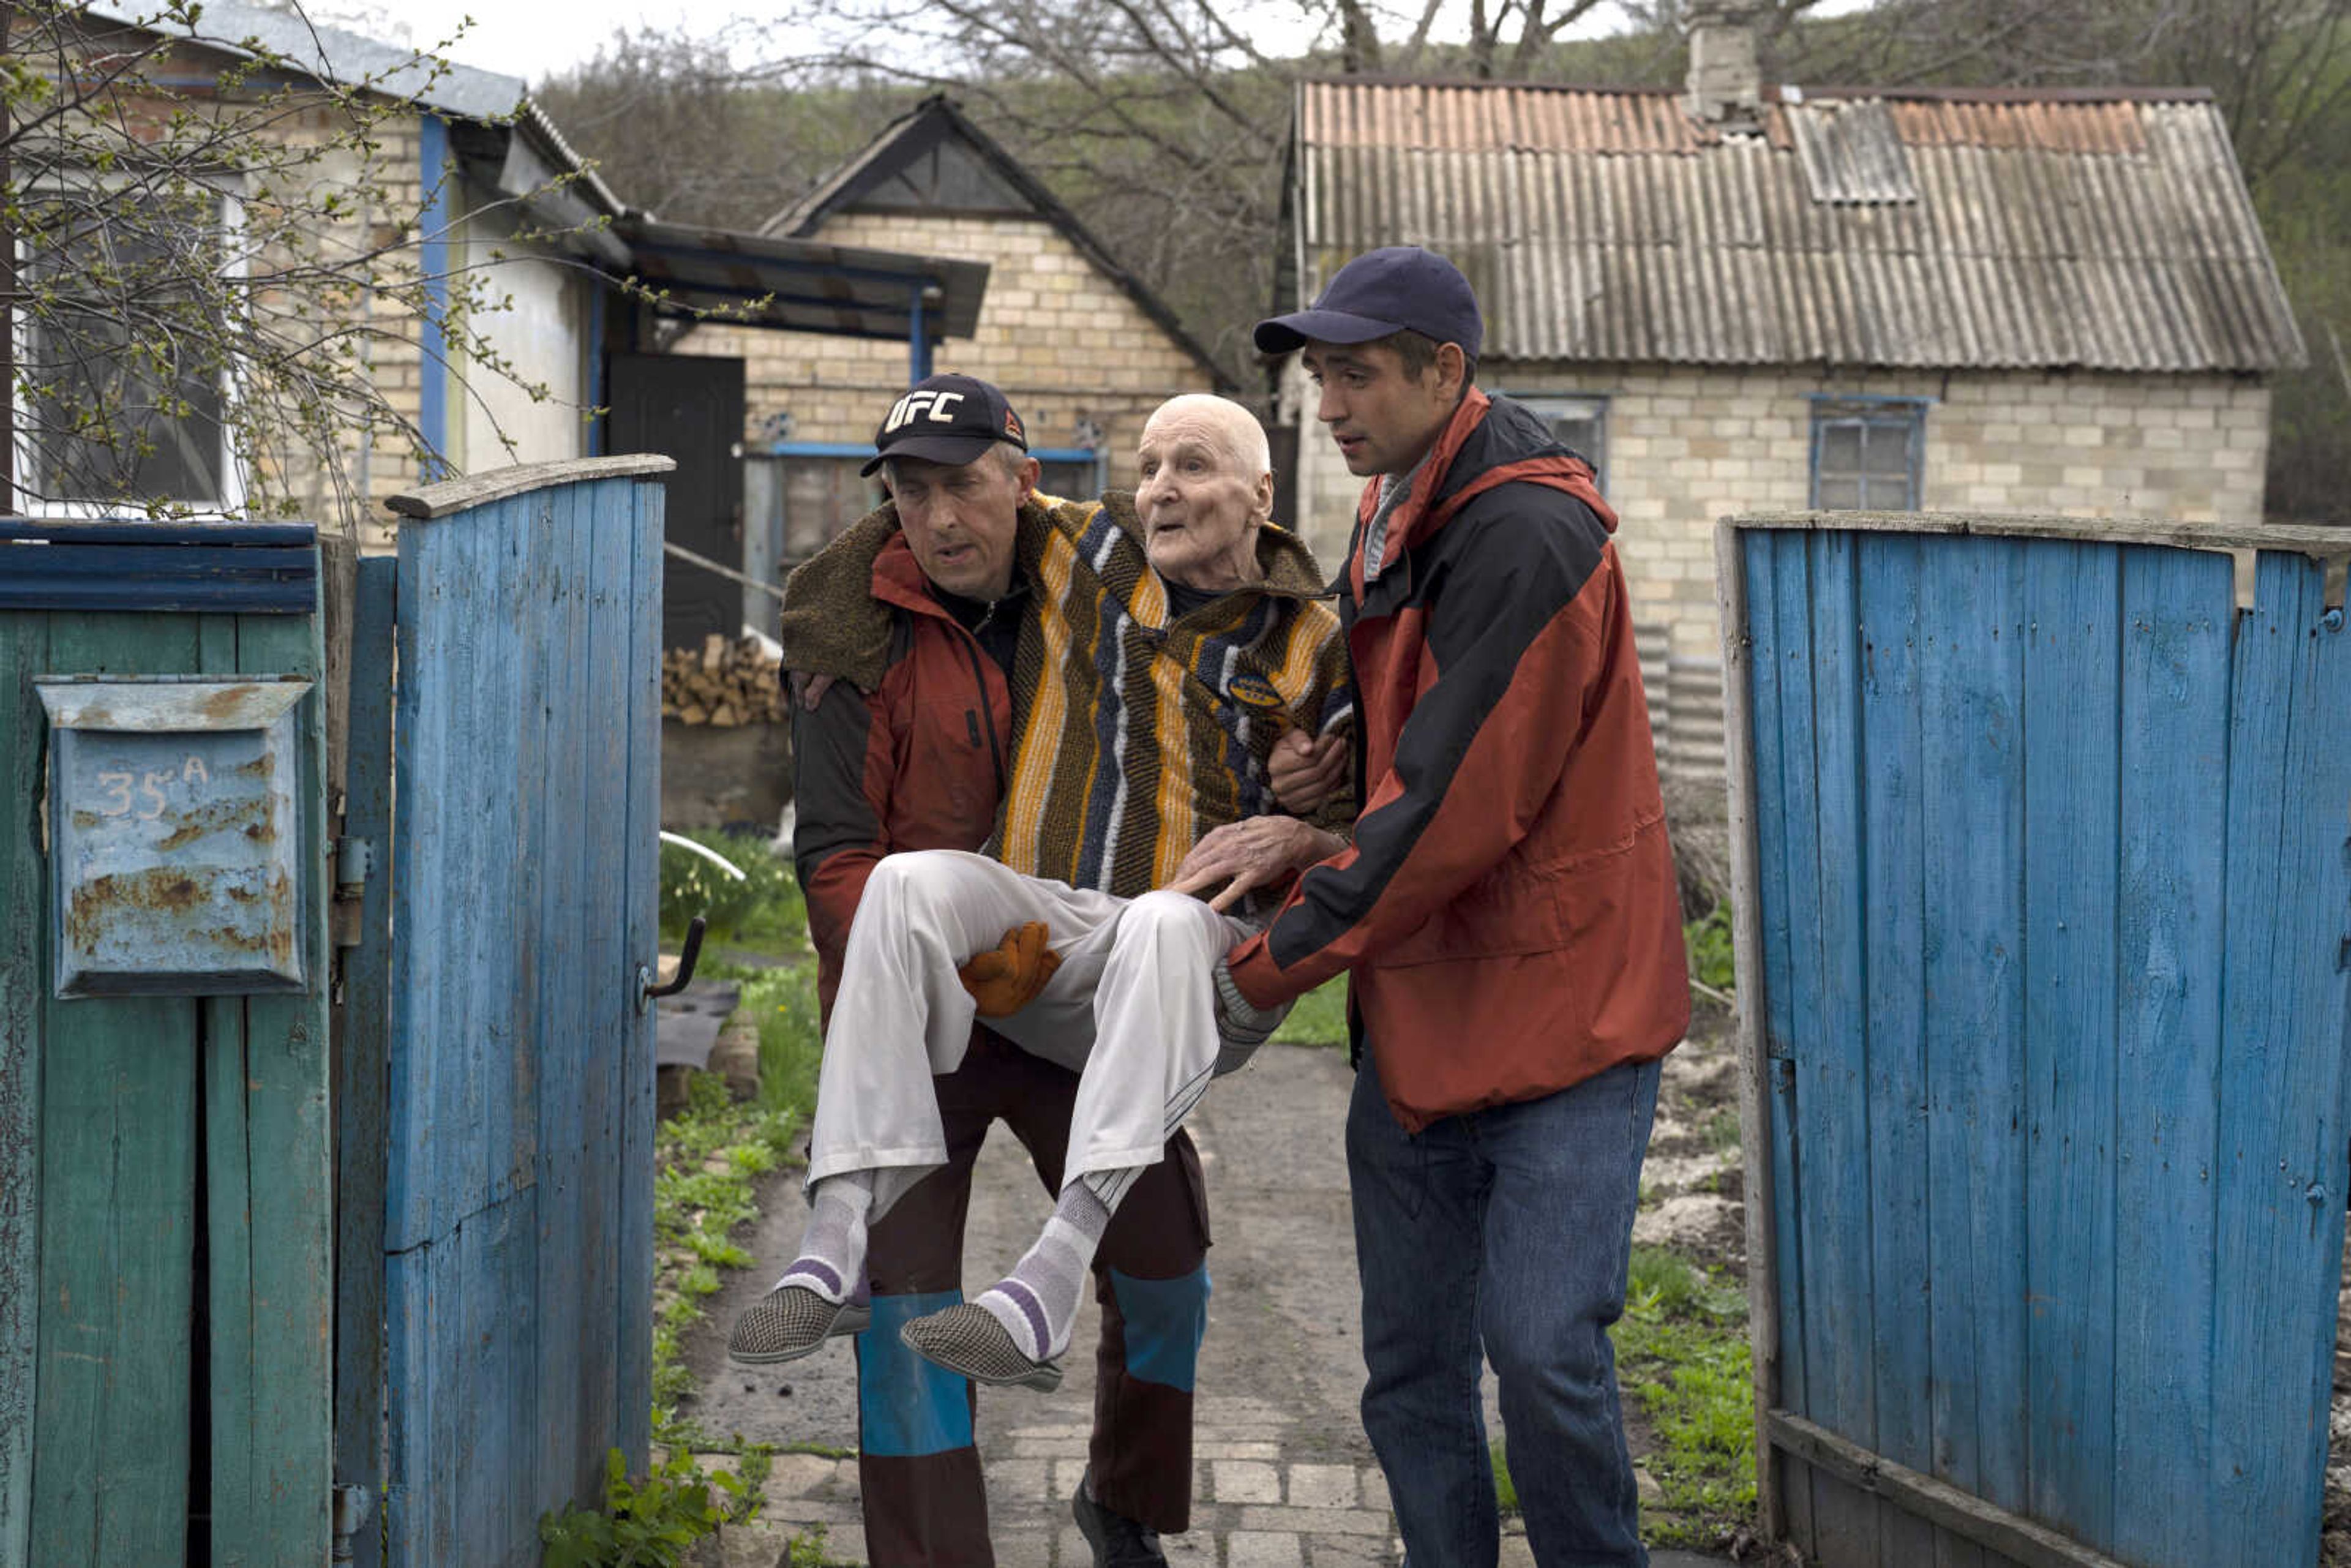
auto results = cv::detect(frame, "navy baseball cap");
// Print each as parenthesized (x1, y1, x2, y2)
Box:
(1253, 246, 1484, 361)
(863, 373, 1029, 476)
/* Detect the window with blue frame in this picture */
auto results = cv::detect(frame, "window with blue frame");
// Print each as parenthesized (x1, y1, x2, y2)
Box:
(1810, 398, 1926, 511)
(1511, 394, 1608, 491)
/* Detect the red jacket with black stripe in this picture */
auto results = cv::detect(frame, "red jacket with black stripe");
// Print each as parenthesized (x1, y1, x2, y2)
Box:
(1227, 388, 1688, 1130)
(791, 533, 1011, 1019)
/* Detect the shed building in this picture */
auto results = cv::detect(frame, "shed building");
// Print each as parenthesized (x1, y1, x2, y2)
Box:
(1270, 31, 2308, 673)
(676, 95, 1229, 616)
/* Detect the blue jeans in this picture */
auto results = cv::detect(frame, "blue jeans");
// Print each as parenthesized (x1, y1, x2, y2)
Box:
(1347, 1048, 1660, 1568)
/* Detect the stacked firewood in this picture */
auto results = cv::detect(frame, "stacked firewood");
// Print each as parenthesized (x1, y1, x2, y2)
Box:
(661, 633, 787, 726)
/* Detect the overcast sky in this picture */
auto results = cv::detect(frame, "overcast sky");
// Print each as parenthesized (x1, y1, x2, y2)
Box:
(374, 1, 1694, 89)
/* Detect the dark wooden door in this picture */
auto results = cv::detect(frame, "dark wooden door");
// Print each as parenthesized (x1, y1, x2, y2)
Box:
(607, 354, 743, 650)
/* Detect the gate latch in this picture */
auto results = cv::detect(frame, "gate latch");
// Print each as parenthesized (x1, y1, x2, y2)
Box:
(639, 915, 707, 1014)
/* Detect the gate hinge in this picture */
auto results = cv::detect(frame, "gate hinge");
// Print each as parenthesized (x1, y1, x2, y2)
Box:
(331, 1482, 373, 1563)
(331, 836, 372, 952)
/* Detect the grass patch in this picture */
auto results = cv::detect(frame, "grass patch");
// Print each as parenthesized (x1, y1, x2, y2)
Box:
(661, 830, 808, 950)
(649, 868, 827, 1449)
(1616, 1245, 1757, 1548)
(1685, 901, 1735, 995)
(1270, 975, 1349, 1046)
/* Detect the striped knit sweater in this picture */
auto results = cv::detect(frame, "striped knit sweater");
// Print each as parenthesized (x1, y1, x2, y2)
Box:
(992, 492, 1354, 899)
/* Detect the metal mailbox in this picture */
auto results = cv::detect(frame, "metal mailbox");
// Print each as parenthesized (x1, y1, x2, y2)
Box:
(38, 675, 314, 997)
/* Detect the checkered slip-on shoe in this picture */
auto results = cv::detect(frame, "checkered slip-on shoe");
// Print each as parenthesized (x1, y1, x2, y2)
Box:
(726, 1285, 872, 1367)
(899, 1304, 1063, 1392)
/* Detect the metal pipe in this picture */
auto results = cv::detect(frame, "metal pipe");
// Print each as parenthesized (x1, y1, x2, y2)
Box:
(659, 831, 746, 881)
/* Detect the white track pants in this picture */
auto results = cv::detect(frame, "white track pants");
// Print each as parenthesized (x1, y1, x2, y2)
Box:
(806, 849, 1252, 1219)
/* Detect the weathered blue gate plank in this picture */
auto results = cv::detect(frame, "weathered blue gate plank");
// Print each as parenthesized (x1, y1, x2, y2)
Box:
(30, 613, 202, 1566)
(207, 609, 333, 1567)
(617, 475, 664, 1471)
(1854, 534, 1936, 1568)
(2111, 546, 2232, 1568)
(1918, 535, 2028, 1564)
(2018, 542, 2121, 1548)
(1794, 530, 1883, 1562)
(532, 481, 595, 1512)
(0, 613, 47, 1568)
(2211, 555, 2351, 1558)
(338, 555, 398, 1568)
(478, 491, 543, 1547)
(1741, 531, 1814, 1547)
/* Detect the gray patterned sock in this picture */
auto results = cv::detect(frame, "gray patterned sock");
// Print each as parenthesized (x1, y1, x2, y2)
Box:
(972, 1177, 1122, 1362)
(773, 1170, 874, 1305)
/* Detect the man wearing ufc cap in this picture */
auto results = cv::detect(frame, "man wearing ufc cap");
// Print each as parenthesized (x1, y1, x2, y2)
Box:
(738, 373, 1213, 1567)
(1171, 247, 1688, 1566)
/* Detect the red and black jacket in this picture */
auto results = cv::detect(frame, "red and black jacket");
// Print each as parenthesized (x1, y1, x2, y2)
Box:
(1227, 388, 1688, 1130)
(792, 533, 1013, 1017)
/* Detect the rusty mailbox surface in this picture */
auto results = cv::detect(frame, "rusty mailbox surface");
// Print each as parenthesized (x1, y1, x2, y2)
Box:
(37, 677, 313, 997)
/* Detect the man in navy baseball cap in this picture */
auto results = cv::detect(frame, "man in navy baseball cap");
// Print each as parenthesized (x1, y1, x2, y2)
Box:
(1252, 244, 1483, 364)
(1196, 246, 1683, 1567)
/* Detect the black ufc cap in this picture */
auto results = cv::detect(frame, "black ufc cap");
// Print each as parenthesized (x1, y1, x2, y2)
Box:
(862, 373, 1029, 477)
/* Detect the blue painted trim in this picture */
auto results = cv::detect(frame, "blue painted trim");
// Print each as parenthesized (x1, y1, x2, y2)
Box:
(418, 115, 454, 478)
(762, 441, 877, 459)
(1108, 1266, 1210, 1392)
(587, 282, 607, 458)
(0, 542, 317, 613)
(0, 521, 317, 546)
(857, 1292, 975, 1457)
(1029, 448, 1100, 463)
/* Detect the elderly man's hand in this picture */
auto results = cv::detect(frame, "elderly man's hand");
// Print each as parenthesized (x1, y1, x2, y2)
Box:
(1166, 817, 1344, 913)
(1268, 729, 1348, 814)
(958, 922, 1062, 1016)
(787, 671, 843, 711)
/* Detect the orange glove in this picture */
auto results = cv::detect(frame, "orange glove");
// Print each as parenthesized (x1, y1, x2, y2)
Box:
(956, 921, 1062, 1018)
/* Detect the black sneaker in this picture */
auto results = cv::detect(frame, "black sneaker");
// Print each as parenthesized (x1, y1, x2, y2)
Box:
(1072, 1469, 1168, 1568)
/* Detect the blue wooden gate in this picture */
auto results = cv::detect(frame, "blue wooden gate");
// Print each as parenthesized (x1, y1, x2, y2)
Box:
(1720, 513, 2351, 1568)
(339, 457, 671, 1567)
(1, 523, 334, 1568)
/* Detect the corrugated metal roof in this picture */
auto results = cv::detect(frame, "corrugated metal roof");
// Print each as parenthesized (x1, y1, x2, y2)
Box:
(1291, 80, 2304, 372)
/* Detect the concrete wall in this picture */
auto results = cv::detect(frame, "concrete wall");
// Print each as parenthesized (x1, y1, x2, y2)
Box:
(1279, 358, 2274, 656)
(678, 210, 1215, 493)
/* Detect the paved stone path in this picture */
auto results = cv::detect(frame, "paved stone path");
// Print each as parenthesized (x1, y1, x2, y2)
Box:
(689, 1043, 1731, 1568)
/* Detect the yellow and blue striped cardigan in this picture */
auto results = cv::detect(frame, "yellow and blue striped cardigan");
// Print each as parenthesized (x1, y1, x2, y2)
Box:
(992, 492, 1355, 898)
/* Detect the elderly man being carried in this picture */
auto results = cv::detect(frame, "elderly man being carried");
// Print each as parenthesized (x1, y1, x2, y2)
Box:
(749, 392, 1352, 1392)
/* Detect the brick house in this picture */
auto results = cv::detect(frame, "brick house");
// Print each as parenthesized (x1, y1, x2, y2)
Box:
(675, 96, 1229, 606)
(29, 3, 989, 580)
(1269, 22, 2306, 686)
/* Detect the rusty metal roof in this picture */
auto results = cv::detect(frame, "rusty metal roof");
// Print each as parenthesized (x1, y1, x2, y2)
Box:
(1289, 80, 2304, 372)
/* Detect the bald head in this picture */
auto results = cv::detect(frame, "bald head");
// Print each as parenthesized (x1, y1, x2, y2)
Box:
(1144, 394, 1271, 482)
(1136, 394, 1277, 594)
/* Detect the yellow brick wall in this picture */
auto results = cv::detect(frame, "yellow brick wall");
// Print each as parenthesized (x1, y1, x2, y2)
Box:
(677, 211, 1215, 488)
(1280, 360, 2273, 656)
